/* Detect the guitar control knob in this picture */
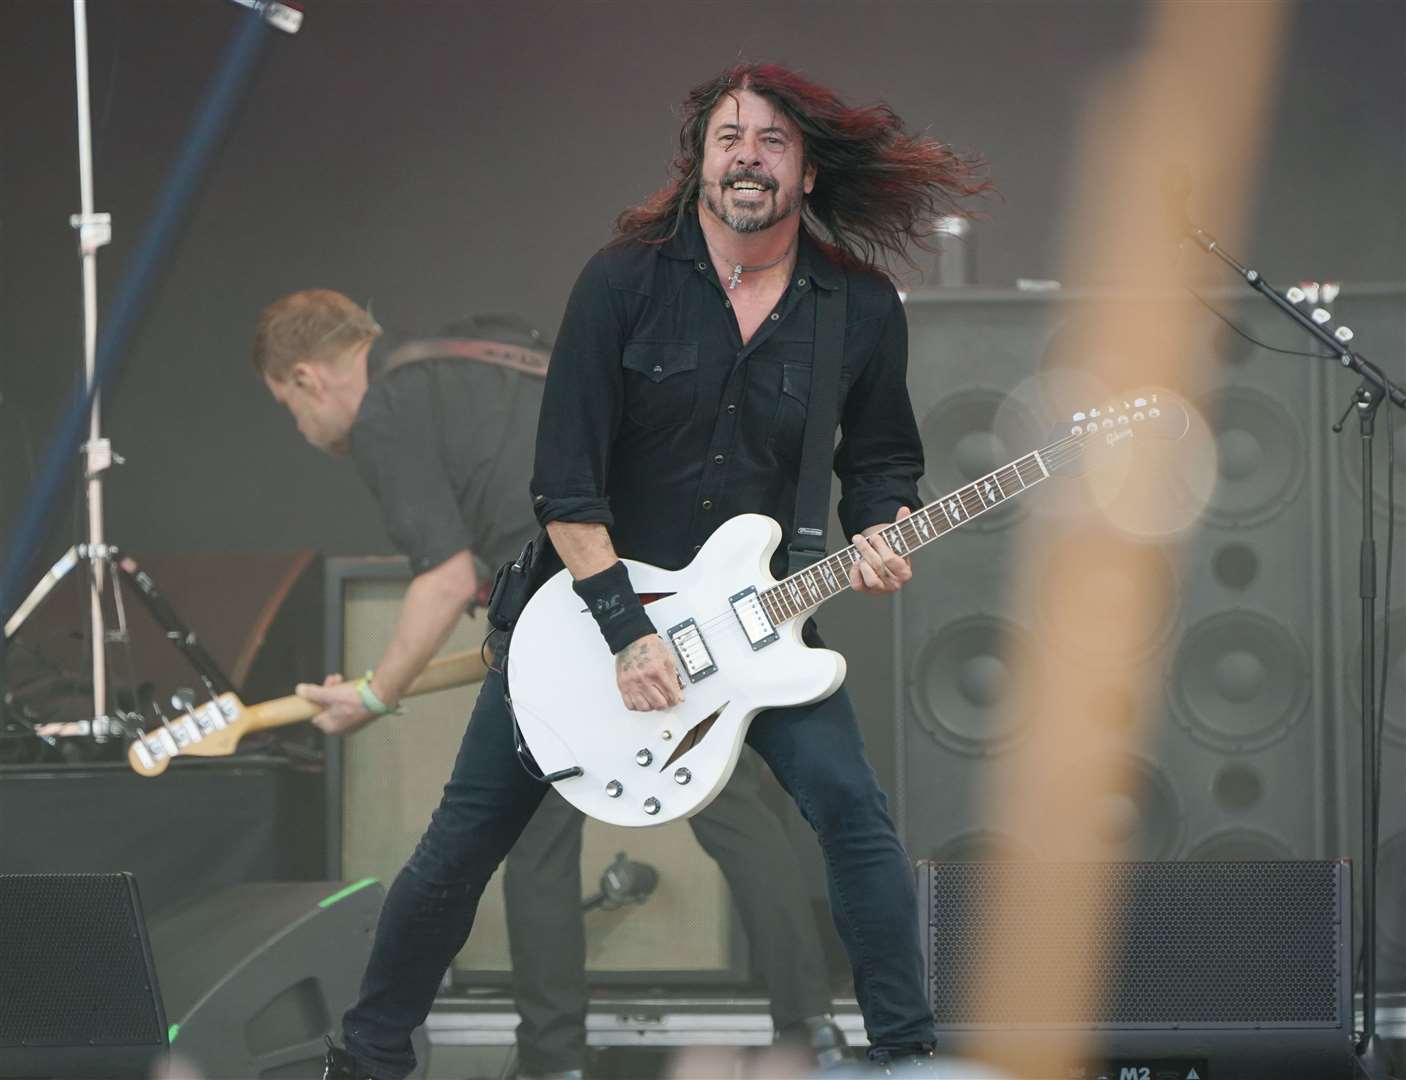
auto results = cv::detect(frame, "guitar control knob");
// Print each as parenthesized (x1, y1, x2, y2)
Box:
(635, 749, 653, 766)
(643, 797, 661, 816)
(674, 768, 692, 785)
(605, 780, 623, 798)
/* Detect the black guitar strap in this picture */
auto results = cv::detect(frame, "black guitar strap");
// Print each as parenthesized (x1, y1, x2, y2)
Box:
(787, 272, 848, 577)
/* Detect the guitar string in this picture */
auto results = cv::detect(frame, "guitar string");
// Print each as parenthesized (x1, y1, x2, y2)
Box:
(678, 426, 1099, 642)
(686, 437, 1089, 638)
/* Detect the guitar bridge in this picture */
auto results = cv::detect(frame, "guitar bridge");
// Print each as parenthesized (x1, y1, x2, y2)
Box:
(667, 618, 717, 683)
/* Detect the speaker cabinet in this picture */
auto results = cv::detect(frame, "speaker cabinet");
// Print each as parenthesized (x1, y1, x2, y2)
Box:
(920, 859, 1355, 1078)
(324, 558, 747, 985)
(896, 287, 1405, 934)
(147, 880, 427, 1080)
(0, 873, 167, 1079)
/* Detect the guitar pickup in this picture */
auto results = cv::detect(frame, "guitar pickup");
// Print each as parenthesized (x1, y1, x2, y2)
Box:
(667, 618, 717, 683)
(729, 587, 778, 650)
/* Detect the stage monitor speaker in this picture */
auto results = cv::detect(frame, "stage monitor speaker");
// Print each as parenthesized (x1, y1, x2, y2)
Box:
(920, 859, 1355, 1079)
(324, 558, 748, 986)
(0, 873, 167, 1079)
(149, 879, 426, 1079)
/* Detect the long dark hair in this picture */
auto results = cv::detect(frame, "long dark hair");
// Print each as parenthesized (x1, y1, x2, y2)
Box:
(615, 63, 991, 273)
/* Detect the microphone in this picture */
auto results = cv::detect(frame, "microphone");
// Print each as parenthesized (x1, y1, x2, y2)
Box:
(225, 0, 303, 34)
(1162, 165, 1220, 254)
(582, 852, 659, 911)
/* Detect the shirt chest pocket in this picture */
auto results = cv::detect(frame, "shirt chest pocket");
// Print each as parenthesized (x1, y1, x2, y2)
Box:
(622, 342, 699, 430)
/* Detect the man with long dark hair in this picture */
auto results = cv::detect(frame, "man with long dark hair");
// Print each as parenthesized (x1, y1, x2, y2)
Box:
(323, 63, 986, 1078)
(533, 62, 986, 1071)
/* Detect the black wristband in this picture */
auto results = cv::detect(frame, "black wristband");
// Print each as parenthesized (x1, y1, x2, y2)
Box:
(572, 561, 656, 654)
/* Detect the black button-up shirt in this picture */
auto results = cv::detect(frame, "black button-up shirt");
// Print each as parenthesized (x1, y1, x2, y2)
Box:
(351, 340, 542, 575)
(531, 210, 923, 577)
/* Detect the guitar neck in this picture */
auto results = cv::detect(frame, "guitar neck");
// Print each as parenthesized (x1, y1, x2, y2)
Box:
(243, 647, 490, 732)
(760, 439, 1078, 627)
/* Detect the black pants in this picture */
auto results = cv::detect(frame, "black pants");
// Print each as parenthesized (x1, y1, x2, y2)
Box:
(342, 671, 935, 1079)
(504, 749, 832, 1076)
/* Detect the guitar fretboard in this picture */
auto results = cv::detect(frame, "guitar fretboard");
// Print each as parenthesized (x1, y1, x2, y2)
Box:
(758, 444, 1065, 628)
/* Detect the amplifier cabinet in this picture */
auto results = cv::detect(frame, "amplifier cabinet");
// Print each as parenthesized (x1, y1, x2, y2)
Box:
(323, 557, 748, 986)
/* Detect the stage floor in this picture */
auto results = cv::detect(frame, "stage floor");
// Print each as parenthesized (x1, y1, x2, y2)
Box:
(421, 989, 1406, 1079)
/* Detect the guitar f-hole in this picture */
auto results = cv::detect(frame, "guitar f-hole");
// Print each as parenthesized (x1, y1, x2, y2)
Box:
(663, 702, 727, 769)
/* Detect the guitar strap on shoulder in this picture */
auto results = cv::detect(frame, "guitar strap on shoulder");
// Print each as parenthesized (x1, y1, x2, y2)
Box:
(787, 272, 848, 577)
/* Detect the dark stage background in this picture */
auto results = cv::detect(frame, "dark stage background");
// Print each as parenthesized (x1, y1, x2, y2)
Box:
(1, 0, 1402, 560)
(2, 0, 1405, 995)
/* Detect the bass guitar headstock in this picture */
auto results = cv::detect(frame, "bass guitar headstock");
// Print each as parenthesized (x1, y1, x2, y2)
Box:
(126, 691, 248, 776)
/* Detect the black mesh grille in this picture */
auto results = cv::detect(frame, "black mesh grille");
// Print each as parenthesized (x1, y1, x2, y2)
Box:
(0, 874, 163, 1046)
(925, 861, 1343, 1026)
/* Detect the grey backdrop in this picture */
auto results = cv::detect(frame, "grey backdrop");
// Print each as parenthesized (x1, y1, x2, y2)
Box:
(1, 0, 1402, 561)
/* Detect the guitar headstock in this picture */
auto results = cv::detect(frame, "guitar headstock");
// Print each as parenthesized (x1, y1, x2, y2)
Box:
(1034, 388, 1191, 483)
(126, 691, 247, 777)
(1066, 389, 1190, 444)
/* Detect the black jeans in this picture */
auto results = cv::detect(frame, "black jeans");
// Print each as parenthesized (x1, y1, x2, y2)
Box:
(504, 749, 833, 1076)
(342, 671, 934, 1079)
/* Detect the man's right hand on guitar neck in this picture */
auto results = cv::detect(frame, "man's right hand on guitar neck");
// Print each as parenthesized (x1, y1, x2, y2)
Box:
(615, 634, 685, 712)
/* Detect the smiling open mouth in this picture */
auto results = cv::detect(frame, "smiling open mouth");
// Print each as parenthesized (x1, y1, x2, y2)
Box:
(727, 178, 771, 194)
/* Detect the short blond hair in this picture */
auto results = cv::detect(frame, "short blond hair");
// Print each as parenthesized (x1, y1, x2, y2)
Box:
(251, 289, 381, 381)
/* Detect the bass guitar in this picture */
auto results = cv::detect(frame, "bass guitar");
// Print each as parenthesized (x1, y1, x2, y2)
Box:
(127, 648, 487, 776)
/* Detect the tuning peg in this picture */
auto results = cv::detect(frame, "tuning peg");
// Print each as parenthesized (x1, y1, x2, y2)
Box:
(1286, 286, 1306, 304)
(1311, 307, 1332, 325)
(1322, 282, 1341, 304)
(1334, 325, 1355, 343)
(1302, 281, 1321, 305)
(170, 688, 196, 713)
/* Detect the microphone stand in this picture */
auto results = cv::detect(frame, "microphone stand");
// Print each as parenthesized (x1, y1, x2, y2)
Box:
(1179, 219, 1404, 1078)
(3, 0, 288, 747)
(71, 0, 116, 734)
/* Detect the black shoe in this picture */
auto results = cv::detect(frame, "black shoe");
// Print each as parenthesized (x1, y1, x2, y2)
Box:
(322, 1036, 380, 1080)
(776, 1014, 851, 1070)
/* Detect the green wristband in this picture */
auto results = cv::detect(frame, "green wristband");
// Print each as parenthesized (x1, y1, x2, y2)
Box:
(356, 671, 399, 716)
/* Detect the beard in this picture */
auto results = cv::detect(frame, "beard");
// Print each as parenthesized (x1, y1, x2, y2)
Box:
(701, 175, 803, 234)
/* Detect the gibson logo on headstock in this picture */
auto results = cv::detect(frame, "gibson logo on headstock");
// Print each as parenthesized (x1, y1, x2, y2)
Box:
(1105, 427, 1133, 447)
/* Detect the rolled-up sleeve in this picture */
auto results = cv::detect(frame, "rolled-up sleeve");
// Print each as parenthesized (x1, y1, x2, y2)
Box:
(531, 251, 623, 528)
(834, 289, 924, 537)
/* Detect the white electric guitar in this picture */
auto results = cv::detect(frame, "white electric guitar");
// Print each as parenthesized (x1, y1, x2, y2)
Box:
(509, 390, 1189, 827)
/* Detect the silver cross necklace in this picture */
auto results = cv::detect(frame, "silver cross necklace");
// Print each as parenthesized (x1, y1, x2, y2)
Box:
(711, 236, 797, 290)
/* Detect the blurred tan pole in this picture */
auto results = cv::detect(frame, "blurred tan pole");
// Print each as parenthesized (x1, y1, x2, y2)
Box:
(965, 3, 1289, 1076)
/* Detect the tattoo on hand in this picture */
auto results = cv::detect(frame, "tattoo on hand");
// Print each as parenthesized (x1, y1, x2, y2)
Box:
(618, 640, 648, 673)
